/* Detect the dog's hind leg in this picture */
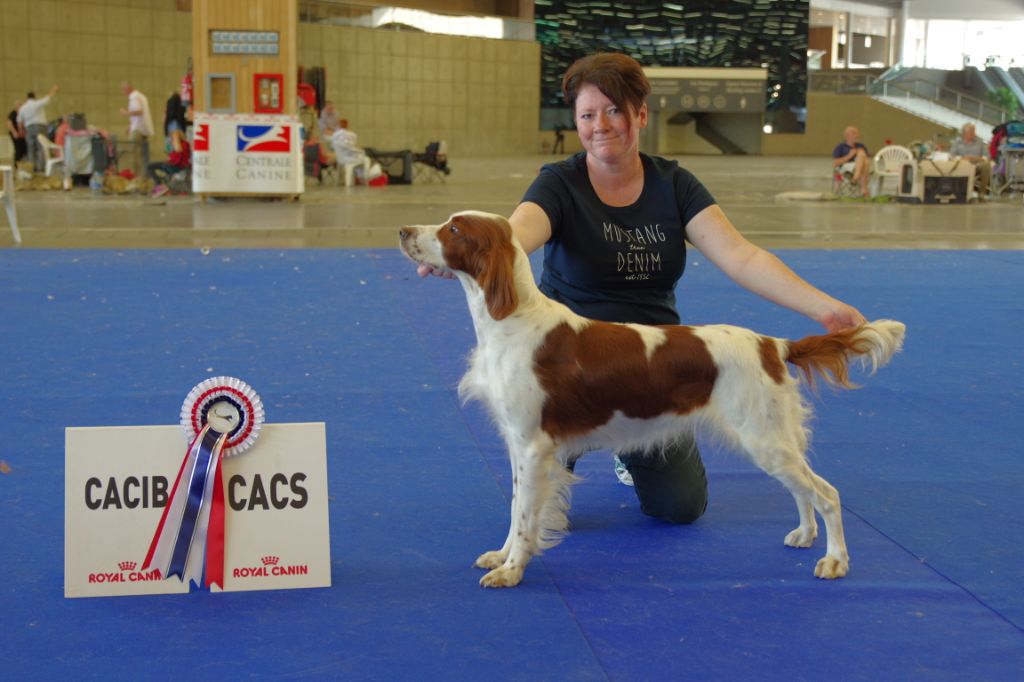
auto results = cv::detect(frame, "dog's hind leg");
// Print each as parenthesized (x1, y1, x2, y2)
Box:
(805, 470, 848, 579)
(728, 394, 849, 579)
(746, 441, 848, 578)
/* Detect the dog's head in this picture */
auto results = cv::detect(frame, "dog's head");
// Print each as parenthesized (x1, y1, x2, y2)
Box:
(400, 211, 519, 321)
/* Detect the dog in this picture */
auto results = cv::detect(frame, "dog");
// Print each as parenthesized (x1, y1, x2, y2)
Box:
(400, 211, 905, 588)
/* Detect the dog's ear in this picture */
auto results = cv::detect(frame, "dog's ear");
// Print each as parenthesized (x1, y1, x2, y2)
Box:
(478, 242, 518, 320)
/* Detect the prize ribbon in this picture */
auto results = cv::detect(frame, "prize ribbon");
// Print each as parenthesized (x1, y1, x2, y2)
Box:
(143, 377, 264, 589)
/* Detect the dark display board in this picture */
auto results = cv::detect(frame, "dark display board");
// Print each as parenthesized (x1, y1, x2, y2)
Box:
(536, 0, 808, 132)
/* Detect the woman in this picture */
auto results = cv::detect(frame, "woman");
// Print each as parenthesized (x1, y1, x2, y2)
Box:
(421, 53, 865, 524)
(6, 99, 27, 163)
(163, 92, 188, 153)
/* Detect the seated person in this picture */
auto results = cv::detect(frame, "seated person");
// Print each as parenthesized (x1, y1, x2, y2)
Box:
(326, 119, 371, 182)
(147, 138, 190, 196)
(832, 126, 870, 197)
(950, 123, 992, 199)
(298, 103, 317, 141)
(319, 101, 340, 137)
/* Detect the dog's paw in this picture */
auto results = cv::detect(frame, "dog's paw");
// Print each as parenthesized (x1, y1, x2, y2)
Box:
(814, 554, 849, 579)
(474, 550, 508, 570)
(479, 565, 523, 588)
(784, 526, 818, 548)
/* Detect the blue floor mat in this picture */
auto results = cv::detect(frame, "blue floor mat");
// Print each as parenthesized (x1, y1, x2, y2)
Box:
(1, 248, 1021, 679)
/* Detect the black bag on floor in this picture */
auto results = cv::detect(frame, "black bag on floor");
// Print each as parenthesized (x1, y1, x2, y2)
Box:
(91, 134, 108, 173)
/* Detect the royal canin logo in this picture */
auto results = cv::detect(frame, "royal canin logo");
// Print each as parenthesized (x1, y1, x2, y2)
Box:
(193, 123, 210, 152)
(236, 125, 290, 152)
(233, 554, 308, 578)
(88, 560, 161, 584)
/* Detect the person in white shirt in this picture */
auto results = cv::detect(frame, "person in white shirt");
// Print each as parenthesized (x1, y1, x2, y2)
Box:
(950, 123, 992, 199)
(328, 119, 372, 183)
(119, 81, 154, 179)
(16, 85, 58, 173)
(319, 101, 340, 137)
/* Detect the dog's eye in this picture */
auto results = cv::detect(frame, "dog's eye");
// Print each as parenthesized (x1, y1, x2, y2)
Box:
(448, 224, 459, 234)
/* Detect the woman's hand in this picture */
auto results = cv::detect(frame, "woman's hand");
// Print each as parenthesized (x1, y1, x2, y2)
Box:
(815, 301, 867, 332)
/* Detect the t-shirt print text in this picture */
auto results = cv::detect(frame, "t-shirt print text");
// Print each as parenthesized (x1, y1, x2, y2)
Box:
(603, 222, 666, 281)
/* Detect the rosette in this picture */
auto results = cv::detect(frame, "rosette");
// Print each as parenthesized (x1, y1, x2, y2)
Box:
(181, 376, 265, 457)
(143, 377, 264, 589)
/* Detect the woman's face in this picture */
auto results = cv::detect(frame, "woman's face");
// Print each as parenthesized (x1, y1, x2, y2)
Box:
(574, 83, 646, 164)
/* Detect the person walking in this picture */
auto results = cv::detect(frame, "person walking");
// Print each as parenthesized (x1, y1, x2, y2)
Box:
(119, 81, 154, 179)
(16, 85, 58, 174)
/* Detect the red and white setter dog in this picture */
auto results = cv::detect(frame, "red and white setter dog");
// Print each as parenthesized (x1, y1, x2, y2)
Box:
(400, 211, 905, 588)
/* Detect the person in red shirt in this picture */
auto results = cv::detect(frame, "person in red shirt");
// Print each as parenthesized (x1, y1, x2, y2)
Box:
(146, 139, 190, 196)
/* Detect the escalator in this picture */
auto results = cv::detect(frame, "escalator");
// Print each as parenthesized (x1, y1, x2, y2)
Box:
(989, 66, 1024, 111)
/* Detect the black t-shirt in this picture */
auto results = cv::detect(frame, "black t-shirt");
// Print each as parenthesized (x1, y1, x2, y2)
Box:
(7, 110, 18, 141)
(832, 141, 868, 159)
(521, 152, 716, 325)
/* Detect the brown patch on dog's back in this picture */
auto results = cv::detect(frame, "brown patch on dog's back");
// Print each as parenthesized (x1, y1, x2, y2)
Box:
(534, 322, 718, 439)
(759, 335, 786, 384)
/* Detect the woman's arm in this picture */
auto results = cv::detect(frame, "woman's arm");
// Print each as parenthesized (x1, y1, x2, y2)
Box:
(685, 205, 866, 331)
(508, 201, 552, 254)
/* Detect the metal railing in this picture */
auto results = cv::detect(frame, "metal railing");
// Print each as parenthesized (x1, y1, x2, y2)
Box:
(808, 71, 878, 95)
(868, 78, 1013, 125)
(809, 70, 1016, 125)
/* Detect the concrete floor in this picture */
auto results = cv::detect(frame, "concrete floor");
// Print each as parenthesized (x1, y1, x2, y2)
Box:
(2, 156, 1022, 250)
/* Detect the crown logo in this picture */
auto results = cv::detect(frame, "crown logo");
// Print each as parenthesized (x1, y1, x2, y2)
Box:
(261, 555, 279, 566)
(119, 561, 137, 571)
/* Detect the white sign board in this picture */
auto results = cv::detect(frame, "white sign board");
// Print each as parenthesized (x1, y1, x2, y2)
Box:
(192, 113, 304, 195)
(65, 423, 330, 598)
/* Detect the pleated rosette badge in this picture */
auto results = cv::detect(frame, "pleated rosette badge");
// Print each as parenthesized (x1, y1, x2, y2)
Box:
(142, 377, 265, 590)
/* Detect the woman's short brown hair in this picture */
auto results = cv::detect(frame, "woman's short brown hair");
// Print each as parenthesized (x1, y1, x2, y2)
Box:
(562, 52, 651, 117)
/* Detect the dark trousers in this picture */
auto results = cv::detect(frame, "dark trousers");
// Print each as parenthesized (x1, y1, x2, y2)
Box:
(620, 437, 709, 524)
(146, 162, 179, 185)
(26, 124, 46, 172)
(10, 135, 27, 162)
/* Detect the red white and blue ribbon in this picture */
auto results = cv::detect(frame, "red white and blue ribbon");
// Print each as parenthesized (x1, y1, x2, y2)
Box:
(142, 377, 264, 589)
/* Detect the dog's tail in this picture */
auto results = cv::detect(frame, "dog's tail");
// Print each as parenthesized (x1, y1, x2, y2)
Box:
(785, 319, 906, 390)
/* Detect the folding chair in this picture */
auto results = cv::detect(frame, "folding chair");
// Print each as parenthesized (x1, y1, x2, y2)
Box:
(413, 141, 450, 183)
(831, 167, 860, 198)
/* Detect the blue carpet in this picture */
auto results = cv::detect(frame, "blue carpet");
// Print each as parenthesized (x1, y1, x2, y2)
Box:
(1, 248, 1021, 680)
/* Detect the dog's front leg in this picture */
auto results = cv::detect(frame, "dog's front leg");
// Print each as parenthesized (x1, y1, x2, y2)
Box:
(479, 435, 558, 588)
(474, 436, 522, 572)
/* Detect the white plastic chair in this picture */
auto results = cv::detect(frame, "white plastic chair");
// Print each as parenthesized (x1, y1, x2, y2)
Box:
(872, 145, 914, 196)
(1, 164, 21, 244)
(339, 159, 363, 187)
(37, 133, 65, 177)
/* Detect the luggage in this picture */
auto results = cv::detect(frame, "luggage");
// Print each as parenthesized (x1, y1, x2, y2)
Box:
(91, 134, 108, 173)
